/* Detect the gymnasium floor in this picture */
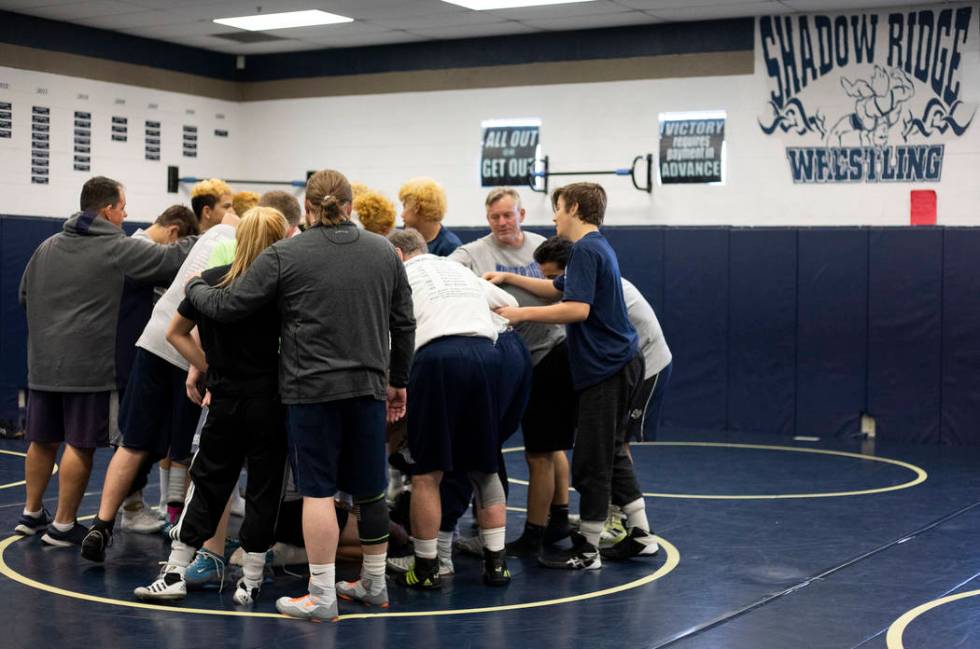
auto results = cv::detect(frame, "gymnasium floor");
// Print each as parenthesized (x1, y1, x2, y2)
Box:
(0, 430, 977, 649)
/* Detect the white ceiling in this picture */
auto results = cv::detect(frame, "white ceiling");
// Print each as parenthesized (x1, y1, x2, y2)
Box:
(0, 0, 958, 55)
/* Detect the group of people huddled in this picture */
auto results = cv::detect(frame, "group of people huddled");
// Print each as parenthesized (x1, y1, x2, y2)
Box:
(14, 169, 672, 621)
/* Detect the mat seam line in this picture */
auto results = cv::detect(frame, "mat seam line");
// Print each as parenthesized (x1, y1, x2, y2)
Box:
(647, 500, 980, 649)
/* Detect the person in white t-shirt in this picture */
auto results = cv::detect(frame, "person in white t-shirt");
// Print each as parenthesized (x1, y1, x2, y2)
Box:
(81, 179, 239, 564)
(449, 188, 575, 557)
(385, 228, 531, 591)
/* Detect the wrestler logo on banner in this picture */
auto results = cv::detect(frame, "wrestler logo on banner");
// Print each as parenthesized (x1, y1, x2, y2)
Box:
(481, 119, 541, 187)
(758, 6, 977, 183)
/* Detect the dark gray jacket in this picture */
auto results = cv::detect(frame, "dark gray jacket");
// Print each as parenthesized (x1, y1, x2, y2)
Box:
(19, 212, 196, 391)
(185, 222, 415, 404)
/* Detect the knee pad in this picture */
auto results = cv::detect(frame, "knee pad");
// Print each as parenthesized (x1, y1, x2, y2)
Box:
(467, 471, 506, 509)
(353, 493, 389, 546)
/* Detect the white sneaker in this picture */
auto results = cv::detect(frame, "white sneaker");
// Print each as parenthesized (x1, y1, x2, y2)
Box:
(453, 535, 483, 557)
(121, 505, 165, 534)
(386, 554, 454, 576)
(134, 565, 187, 601)
(270, 542, 308, 567)
(276, 583, 338, 621)
(232, 576, 260, 605)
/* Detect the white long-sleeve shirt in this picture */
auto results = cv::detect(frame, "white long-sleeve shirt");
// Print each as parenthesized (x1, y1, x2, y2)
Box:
(404, 254, 517, 350)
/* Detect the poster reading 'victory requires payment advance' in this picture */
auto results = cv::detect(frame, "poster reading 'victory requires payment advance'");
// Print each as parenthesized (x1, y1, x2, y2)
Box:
(659, 111, 726, 184)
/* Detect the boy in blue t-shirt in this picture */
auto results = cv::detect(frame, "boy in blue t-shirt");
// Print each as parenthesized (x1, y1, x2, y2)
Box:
(486, 182, 658, 569)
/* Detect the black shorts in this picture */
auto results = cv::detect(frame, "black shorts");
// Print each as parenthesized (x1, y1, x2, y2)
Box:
(522, 341, 576, 453)
(626, 361, 672, 442)
(286, 397, 387, 499)
(495, 330, 533, 444)
(25, 389, 116, 449)
(407, 336, 505, 475)
(118, 348, 201, 462)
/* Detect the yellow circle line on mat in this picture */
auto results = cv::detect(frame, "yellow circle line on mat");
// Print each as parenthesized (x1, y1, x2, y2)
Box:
(0, 449, 58, 490)
(886, 589, 980, 649)
(501, 442, 927, 500)
(0, 519, 679, 621)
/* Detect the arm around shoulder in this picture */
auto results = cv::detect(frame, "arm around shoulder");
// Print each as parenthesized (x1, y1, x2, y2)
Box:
(185, 246, 279, 323)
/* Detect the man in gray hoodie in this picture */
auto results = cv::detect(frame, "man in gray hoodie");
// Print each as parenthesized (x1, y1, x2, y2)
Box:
(15, 176, 196, 546)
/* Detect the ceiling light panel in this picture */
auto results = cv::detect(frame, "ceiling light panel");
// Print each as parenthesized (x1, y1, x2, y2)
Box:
(213, 9, 353, 31)
(441, 0, 598, 10)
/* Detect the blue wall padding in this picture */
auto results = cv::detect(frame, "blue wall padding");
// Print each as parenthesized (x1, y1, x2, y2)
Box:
(940, 229, 980, 446)
(4, 216, 980, 445)
(661, 228, 729, 430)
(0, 216, 63, 423)
(795, 229, 868, 438)
(867, 228, 944, 445)
(728, 229, 797, 435)
(604, 227, 665, 315)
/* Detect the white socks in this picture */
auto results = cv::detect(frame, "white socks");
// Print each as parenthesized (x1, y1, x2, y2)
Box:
(479, 526, 506, 552)
(309, 563, 336, 602)
(158, 467, 170, 510)
(241, 551, 266, 587)
(361, 553, 386, 594)
(167, 464, 187, 505)
(437, 530, 454, 562)
(23, 508, 41, 517)
(167, 541, 196, 575)
(622, 498, 650, 532)
(414, 537, 438, 559)
(580, 520, 604, 548)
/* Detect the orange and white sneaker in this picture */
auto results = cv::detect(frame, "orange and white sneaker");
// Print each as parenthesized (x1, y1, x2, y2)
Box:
(336, 577, 389, 607)
(275, 584, 338, 621)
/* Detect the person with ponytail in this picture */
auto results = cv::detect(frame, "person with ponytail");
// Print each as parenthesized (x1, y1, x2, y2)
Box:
(133, 207, 289, 605)
(182, 169, 416, 621)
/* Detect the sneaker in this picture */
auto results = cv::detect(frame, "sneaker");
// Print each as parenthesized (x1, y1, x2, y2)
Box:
(223, 537, 241, 559)
(387, 554, 454, 576)
(270, 542, 307, 567)
(14, 509, 51, 536)
(232, 576, 260, 606)
(80, 526, 113, 562)
(394, 556, 442, 590)
(336, 578, 389, 607)
(276, 583, 338, 622)
(41, 521, 89, 547)
(184, 548, 226, 589)
(600, 507, 627, 548)
(134, 565, 187, 601)
(538, 532, 602, 570)
(482, 548, 511, 587)
(505, 532, 542, 558)
(121, 505, 165, 534)
(599, 527, 660, 561)
(453, 535, 483, 557)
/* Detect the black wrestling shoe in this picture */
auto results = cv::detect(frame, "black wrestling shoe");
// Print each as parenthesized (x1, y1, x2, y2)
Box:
(538, 532, 601, 570)
(599, 527, 660, 561)
(482, 548, 511, 586)
(80, 525, 113, 562)
(505, 531, 542, 558)
(394, 556, 442, 590)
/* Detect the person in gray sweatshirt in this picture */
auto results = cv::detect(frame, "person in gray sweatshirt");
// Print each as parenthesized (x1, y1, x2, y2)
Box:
(15, 176, 196, 547)
(184, 169, 415, 621)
